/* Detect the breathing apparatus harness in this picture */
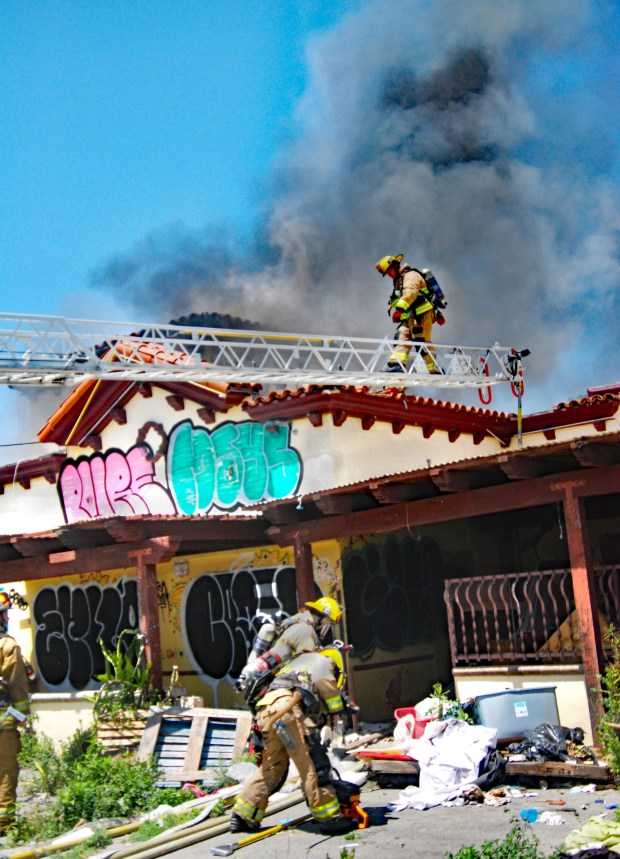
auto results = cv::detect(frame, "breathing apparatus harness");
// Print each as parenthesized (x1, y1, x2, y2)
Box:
(388, 267, 447, 325)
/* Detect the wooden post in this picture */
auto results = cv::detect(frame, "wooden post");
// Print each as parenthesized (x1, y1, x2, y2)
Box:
(293, 535, 315, 609)
(561, 482, 605, 734)
(133, 550, 163, 693)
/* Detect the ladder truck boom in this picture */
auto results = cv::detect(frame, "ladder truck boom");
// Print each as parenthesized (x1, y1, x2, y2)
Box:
(0, 313, 524, 391)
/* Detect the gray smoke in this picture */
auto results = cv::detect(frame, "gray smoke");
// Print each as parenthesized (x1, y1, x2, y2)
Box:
(90, 0, 620, 411)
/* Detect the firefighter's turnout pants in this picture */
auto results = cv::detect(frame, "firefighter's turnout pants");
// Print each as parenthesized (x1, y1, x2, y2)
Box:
(390, 310, 437, 371)
(0, 727, 20, 830)
(233, 690, 341, 827)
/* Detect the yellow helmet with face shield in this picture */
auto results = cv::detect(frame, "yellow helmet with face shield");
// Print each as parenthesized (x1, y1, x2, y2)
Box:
(375, 254, 403, 276)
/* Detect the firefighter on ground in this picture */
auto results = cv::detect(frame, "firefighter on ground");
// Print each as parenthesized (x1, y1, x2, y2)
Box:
(375, 253, 441, 373)
(235, 597, 343, 704)
(0, 593, 30, 834)
(231, 648, 355, 835)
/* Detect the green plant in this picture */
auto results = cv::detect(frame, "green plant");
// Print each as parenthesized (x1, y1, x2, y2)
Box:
(444, 823, 546, 859)
(90, 629, 161, 723)
(61, 829, 112, 859)
(427, 682, 472, 722)
(598, 625, 620, 776)
(129, 809, 198, 843)
(55, 743, 168, 827)
(13, 726, 188, 845)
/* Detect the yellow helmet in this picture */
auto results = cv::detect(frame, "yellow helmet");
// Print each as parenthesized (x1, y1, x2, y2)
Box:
(306, 597, 343, 624)
(0, 592, 9, 613)
(375, 254, 403, 276)
(319, 647, 346, 687)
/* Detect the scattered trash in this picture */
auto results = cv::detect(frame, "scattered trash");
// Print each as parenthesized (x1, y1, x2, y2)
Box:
(538, 810, 565, 825)
(520, 808, 538, 823)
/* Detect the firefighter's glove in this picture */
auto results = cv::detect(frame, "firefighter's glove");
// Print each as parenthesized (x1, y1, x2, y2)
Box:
(392, 311, 403, 324)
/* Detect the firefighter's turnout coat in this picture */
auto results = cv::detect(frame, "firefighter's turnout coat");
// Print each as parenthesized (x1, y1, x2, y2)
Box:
(233, 652, 346, 827)
(0, 633, 30, 829)
(389, 265, 437, 370)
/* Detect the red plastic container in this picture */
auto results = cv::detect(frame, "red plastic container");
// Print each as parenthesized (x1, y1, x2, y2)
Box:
(394, 706, 434, 739)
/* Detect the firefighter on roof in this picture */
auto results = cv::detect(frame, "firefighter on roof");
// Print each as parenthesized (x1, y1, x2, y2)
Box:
(0, 592, 30, 834)
(231, 648, 355, 835)
(376, 254, 444, 374)
(236, 597, 343, 704)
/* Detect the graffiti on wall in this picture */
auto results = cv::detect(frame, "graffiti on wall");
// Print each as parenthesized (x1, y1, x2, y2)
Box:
(167, 419, 302, 514)
(57, 420, 302, 523)
(183, 565, 299, 681)
(342, 535, 444, 658)
(32, 580, 138, 690)
(58, 444, 175, 523)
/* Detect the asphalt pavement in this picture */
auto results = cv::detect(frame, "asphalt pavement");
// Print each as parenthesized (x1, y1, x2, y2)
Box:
(170, 780, 620, 859)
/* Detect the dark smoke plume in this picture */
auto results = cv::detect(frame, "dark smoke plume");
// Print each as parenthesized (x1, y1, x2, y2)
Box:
(90, 0, 620, 411)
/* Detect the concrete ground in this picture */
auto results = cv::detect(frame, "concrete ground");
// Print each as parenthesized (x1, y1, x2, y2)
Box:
(173, 780, 620, 859)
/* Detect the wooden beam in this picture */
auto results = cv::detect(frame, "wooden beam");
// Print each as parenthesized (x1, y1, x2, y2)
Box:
(561, 483, 605, 735)
(166, 395, 185, 412)
(498, 455, 543, 480)
(197, 407, 216, 424)
(270, 463, 620, 546)
(133, 552, 163, 691)
(571, 441, 619, 468)
(314, 495, 358, 516)
(429, 468, 476, 493)
(110, 408, 127, 425)
(293, 536, 314, 608)
(369, 484, 419, 504)
(0, 537, 179, 583)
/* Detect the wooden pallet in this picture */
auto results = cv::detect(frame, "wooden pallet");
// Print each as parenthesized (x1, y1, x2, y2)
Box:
(136, 706, 253, 786)
(96, 712, 149, 756)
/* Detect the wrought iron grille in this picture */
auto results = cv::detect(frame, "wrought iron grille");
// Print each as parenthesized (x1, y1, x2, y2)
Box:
(444, 565, 620, 665)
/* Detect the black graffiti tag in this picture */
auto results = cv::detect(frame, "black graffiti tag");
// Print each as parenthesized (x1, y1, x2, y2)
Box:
(343, 535, 443, 658)
(184, 566, 298, 680)
(33, 580, 138, 690)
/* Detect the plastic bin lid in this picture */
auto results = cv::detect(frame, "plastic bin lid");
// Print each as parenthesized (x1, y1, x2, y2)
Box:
(474, 685, 557, 702)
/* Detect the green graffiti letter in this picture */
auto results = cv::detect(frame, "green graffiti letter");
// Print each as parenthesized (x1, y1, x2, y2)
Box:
(167, 420, 301, 513)
(167, 420, 215, 515)
(264, 424, 301, 498)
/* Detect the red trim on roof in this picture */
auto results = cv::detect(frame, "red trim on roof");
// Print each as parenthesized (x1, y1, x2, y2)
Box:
(0, 454, 65, 492)
(38, 340, 261, 447)
(243, 386, 518, 446)
(522, 391, 620, 435)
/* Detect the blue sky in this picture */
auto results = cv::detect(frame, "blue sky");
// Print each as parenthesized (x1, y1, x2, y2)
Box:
(1, 1, 359, 320)
(0, 0, 619, 461)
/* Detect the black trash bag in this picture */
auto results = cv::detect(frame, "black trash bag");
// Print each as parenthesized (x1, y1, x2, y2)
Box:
(506, 723, 583, 762)
(474, 748, 506, 790)
(556, 850, 617, 859)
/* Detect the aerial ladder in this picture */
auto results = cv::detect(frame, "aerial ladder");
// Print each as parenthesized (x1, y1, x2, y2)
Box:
(0, 313, 527, 400)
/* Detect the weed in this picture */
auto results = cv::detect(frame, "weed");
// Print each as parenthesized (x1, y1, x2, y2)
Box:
(210, 798, 228, 817)
(599, 626, 620, 778)
(57, 829, 112, 859)
(444, 822, 546, 859)
(13, 726, 188, 845)
(427, 682, 472, 723)
(129, 810, 197, 842)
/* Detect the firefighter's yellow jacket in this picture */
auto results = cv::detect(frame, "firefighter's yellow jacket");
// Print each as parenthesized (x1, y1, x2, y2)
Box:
(0, 634, 30, 728)
(391, 266, 434, 318)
